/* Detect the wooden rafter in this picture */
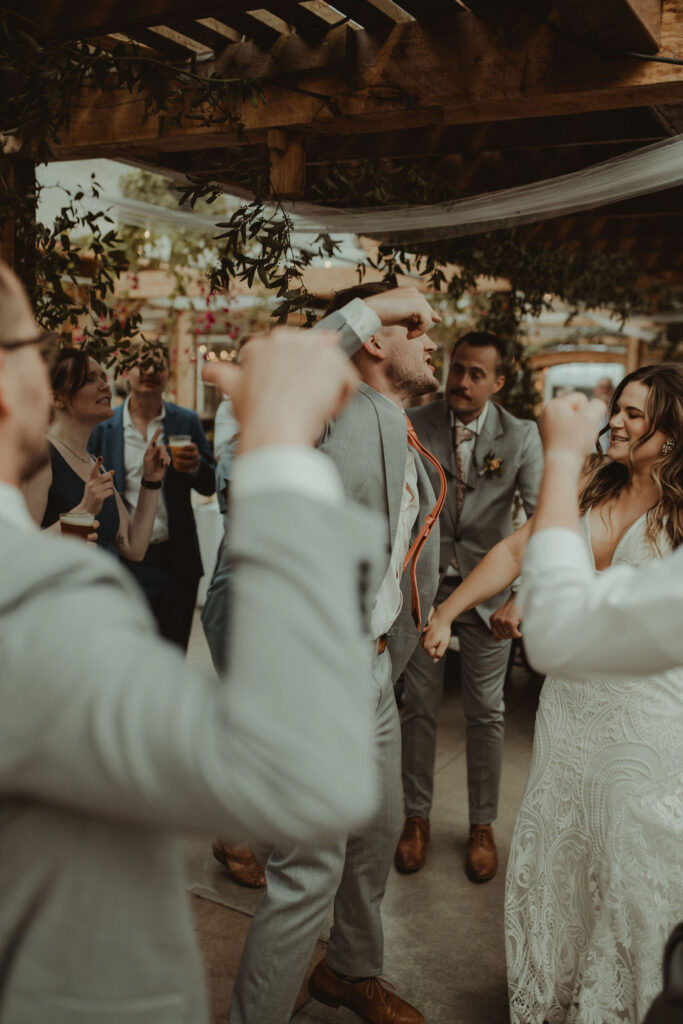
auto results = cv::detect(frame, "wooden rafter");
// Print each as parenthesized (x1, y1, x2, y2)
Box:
(213, 12, 282, 48)
(552, 1, 663, 55)
(125, 26, 200, 61)
(160, 18, 237, 55)
(53, 3, 683, 159)
(212, 25, 350, 78)
(393, 0, 462, 19)
(4, 1, 301, 38)
(324, 0, 398, 34)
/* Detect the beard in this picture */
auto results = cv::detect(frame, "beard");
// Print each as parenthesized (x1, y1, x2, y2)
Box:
(18, 435, 50, 484)
(387, 362, 439, 401)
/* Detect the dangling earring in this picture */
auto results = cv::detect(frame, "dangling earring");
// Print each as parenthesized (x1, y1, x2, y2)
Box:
(661, 438, 675, 456)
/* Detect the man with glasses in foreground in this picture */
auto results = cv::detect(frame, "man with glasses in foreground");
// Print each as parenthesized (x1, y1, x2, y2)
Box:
(0, 261, 384, 1024)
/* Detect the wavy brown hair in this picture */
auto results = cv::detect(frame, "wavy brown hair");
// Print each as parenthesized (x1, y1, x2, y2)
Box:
(578, 363, 683, 551)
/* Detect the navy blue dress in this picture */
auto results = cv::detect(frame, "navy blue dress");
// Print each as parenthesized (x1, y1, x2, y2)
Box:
(42, 444, 120, 554)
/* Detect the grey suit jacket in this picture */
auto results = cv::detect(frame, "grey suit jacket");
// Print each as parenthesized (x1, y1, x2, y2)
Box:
(0, 489, 383, 1023)
(317, 310, 440, 681)
(408, 398, 543, 626)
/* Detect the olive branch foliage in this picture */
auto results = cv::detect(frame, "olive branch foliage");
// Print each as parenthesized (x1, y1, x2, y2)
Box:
(0, 11, 656, 410)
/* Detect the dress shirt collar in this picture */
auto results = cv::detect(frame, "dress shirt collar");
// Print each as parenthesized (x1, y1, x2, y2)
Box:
(449, 401, 488, 437)
(122, 395, 165, 432)
(0, 481, 36, 530)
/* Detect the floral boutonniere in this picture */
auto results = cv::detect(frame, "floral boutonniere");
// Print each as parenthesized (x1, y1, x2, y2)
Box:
(479, 450, 505, 479)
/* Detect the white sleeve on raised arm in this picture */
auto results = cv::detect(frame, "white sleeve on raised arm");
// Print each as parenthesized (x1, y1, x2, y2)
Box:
(232, 446, 344, 505)
(520, 528, 683, 677)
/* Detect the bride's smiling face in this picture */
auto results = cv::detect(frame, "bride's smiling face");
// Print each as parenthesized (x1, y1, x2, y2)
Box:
(607, 381, 667, 469)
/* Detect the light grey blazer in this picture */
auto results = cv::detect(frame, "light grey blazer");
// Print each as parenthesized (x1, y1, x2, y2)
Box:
(317, 310, 440, 681)
(408, 398, 543, 626)
(0, 489, 384, 1023)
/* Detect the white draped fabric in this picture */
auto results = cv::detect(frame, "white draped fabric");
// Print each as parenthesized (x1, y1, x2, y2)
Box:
(97, 134, 683, 246)
(289, 134, 683, 242)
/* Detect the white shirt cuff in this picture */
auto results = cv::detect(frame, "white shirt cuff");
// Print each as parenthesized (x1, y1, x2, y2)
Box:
(231, 446, 345, 506)
(339, 298, 382, 342)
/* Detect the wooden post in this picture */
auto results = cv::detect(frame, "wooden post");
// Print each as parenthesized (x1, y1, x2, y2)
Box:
(626, 336, 643, 372)
(268, 129, 305, 200)
(1, 153, 37, 288)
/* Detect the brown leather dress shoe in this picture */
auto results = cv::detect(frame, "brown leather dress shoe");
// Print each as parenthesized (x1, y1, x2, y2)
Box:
(309, 958, 425, 1024)
(394, 816, 430, 873)
(211, 841, 266, 888)
(465, 824, 498, 883)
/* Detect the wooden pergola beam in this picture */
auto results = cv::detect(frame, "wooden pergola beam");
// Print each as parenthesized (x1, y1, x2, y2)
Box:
(302, 109, 665, 164)
(552, 1, 663, 56)
(4, 1, 302, 38)
(53, 3, 683, 159)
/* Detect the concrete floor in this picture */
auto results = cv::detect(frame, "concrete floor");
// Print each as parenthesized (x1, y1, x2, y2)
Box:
(183, 612, 542, 1024)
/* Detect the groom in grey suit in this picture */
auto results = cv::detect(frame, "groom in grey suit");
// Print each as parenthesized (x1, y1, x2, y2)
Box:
(230, 283, 443, 1024)
(395, 333, 543, 882)
(0, 262, 386, 1024)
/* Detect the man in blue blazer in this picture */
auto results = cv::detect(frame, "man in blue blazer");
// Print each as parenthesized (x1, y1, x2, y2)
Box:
(90, 343, 215, 649)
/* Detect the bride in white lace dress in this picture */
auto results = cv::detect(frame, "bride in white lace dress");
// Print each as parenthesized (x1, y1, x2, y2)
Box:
(421, 364, 683, 1024)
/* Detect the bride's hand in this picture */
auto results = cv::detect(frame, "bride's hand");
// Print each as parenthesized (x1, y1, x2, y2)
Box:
(420, 610, 452, 663)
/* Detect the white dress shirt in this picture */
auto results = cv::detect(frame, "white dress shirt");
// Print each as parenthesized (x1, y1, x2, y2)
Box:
(520, 527, 683, 677)
(122, 397, 170, 543)
(369, 394, 420, 640)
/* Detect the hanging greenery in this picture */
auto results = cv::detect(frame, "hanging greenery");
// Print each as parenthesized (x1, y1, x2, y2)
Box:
(0, 14, 269, 359)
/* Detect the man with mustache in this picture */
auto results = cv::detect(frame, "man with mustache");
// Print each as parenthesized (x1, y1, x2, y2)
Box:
(394, 333, 543, 882)
(89, 341, 215, 649)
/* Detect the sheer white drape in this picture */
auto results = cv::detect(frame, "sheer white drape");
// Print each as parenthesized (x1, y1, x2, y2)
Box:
(287, 135, 683, 242)
(99, 135, 683, 245)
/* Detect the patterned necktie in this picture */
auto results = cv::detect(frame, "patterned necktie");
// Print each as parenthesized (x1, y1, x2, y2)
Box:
(402, 417, 447, 631)
(454, 424, 476, 519)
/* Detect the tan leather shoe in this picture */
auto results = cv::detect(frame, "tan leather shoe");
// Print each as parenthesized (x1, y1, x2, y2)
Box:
(211, 841, 266, 888)
(394, 816, 430, 873)
(465, 824, 498, 883)
(308, 959, 425, 1024)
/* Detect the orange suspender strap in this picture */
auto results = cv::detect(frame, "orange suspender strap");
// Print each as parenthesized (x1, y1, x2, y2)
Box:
(403, 418, 448, 631)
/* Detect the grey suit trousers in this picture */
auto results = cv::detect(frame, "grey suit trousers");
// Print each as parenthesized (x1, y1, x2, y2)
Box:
(400, 578, 511, 826)
(229, 650, 403, 1024)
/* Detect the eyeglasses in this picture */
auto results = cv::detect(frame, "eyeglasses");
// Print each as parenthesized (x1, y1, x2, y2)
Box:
(0, 332, 51, 351)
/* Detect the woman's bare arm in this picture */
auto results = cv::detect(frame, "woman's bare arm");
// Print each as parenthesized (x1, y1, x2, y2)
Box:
(112, 486, 160, 561)
(421, 519, 533, 660)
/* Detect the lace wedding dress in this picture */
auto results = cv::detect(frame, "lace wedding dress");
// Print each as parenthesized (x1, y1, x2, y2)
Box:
(505, 513, 683, 1024)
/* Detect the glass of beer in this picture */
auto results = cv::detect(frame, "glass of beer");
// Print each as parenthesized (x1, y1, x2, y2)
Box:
(169, 434, 192, 470)
(59, 512, 95, 540)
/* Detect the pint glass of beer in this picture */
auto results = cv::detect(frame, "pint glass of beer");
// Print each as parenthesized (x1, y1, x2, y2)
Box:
(59, 512, 95, 540)
(168, 434, 192, 470)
